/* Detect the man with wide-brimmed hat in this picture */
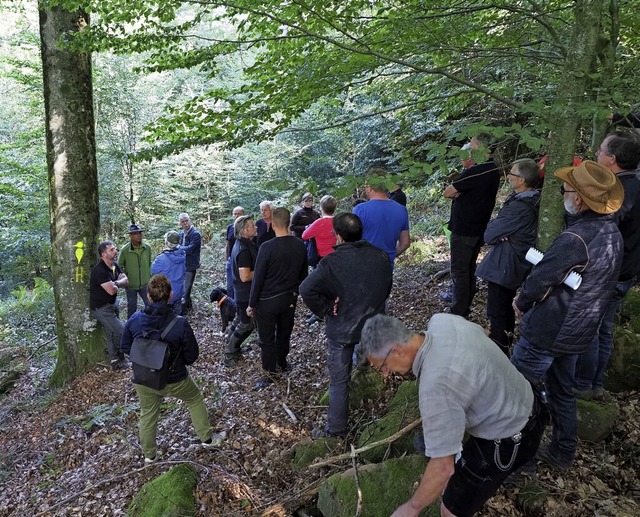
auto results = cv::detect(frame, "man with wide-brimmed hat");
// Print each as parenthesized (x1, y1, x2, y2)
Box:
(574, 131, 640, 401)
(118, 224, 152, 319)
(510, 160, 624, 470)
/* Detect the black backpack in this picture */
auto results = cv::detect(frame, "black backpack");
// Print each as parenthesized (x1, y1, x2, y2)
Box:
(129, 316, 181, 390)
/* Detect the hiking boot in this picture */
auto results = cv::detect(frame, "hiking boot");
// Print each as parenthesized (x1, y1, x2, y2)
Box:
(144, 455, 157, 464)
(535, 446, 572, 470)
(202, 431, 227, 448)
(572, 387, 593, 401)
(255, 376, 275, 389)
(592, 388, 605, 401)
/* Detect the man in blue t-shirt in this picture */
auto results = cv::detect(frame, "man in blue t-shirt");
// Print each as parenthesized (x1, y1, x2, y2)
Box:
(353, 168, 410, 268)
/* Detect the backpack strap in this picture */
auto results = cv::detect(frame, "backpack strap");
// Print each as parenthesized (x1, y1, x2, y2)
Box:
(160, 315, 180, 339)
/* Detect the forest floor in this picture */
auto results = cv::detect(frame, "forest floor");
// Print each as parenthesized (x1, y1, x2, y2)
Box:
(0, 238, 639, 516)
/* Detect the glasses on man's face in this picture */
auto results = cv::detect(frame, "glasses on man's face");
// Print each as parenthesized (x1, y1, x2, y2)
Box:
(560, 185, 577, 196)
(507, 171, 522, 177)
(371, 348, 393, 374)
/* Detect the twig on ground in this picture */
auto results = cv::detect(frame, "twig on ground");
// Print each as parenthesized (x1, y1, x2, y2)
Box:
(309, 417, 422, 469)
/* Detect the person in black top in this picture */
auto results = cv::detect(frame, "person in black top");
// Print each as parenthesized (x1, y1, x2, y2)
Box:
(224, 215, 259, 367)
(248, 208, 308, 387)
(225, 206, 245, 299)
(388, 181, 407, 206)
(443, 134, 500, 318)
(89, 240, 129, 370)
(290, 192, 320, 238)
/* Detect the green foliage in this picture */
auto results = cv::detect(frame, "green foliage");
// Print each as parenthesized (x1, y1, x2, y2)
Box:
(0, 278, 55, 345)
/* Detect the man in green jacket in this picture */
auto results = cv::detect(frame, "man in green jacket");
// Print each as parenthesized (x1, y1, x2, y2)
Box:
(118, 224, 152, 318)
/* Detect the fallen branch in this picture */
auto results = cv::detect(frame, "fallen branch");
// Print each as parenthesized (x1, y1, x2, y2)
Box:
(282, 402, 298, 424)
(309, 417, 422, 469)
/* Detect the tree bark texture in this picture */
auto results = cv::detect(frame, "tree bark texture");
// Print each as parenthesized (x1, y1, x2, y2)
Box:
(39, 6, 104, 385)
(537, 0, 605, 251)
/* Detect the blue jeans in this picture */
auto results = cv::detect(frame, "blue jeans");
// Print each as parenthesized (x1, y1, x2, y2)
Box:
(574, 280, 633, 391)
(449, 233, 483, 318)
(126, 286, 148, 319)
(326, 339, 355, 437)
(225, 258, 235, 300)
(511, 336, 578, 465)
(92, 303, 124, 361)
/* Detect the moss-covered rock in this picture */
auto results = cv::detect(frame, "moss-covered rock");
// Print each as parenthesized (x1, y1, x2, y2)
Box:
(127, 463, 198, 517)
(605, 327, 640, 392)
(291, 437, 345, 470)
(619, 287, 640, 334)
(317, 455, 438, 517)
(356, 381, 421, 463)
(576, 399, 618, 443)
(318, 367, 385, 408)
(516, 479, 547, 517)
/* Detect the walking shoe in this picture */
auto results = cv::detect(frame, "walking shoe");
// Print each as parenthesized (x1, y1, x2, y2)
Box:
(111, 359, 131, 371)
(304, 314, 322, 324)
(202, 431, 227, 448)
(439, 290, 453, 303)
(144, 455, 157, 464)
(503, 460, 537, 487)
(310, 428, 343, 440)
(223, 355, 240, 368)
(535, 446, 572, 470)
(592, 388, 605, 401)
(572, 387, 593, 401)
(255, 376, 275, 389)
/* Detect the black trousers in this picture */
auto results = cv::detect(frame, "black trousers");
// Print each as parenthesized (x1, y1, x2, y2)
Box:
(487, 281, 517, 355)
(255, 292, 298, 372)
(450, 233, 483, 318)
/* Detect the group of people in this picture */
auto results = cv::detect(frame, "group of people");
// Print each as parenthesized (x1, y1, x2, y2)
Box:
(85, 127, 640, 514)
(384, 129, 640, 516)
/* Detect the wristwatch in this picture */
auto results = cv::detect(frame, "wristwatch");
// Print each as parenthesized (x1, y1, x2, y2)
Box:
(114, 280, 119, 288)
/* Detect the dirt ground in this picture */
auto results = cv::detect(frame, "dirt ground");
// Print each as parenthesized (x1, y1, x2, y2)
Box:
(0, 241, 638, 516)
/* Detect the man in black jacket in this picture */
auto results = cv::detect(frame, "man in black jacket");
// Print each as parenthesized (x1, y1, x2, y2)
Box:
(477, 158, 540, 354)
(511, 161, 623, 470)
(300, 213, 392, 438)
(443, 134, 500, 318)
(575, 131, 640, 400)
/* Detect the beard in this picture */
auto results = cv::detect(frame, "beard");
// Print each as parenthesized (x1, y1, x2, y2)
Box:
(564, 197, 580, 215)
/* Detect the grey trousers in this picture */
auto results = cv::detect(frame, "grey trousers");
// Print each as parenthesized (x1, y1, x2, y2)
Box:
(92, 303, 125, 361)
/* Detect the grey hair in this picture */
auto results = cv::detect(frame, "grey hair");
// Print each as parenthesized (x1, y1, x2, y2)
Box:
(233, 206, 245, 214)
(259, 200, 274, 210)
(234, 215, 254, 239)
(178, 212, 190, 222)
(360, 315, 413, 360)
(512, 158, 540, 187)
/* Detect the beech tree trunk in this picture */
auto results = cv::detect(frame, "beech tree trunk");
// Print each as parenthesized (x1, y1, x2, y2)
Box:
(537, 0, 605, 250)
(39, 6, 104, 385)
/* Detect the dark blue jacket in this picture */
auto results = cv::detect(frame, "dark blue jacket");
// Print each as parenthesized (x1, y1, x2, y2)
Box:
(516, 211, 622, 354)
(178, 226, 201, 271)
(476, 190, 540, 290)
(121, 303, 198, 384)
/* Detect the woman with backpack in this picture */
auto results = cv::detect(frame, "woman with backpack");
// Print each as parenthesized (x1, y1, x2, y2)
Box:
(120, 274, 224, 463)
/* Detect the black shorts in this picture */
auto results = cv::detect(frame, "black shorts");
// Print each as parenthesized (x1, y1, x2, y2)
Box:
(442, 392, 547, 516)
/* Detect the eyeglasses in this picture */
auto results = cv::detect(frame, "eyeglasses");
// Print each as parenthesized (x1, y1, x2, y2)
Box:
(371, 348, 393, 373)
(560, 185, 577, 195)
(507, 172, 522, 177)
(595, 147, 612, 157)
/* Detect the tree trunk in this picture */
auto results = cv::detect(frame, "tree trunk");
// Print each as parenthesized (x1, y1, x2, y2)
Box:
(537, 0, 605, 250)
(39, 6, 104, 385)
